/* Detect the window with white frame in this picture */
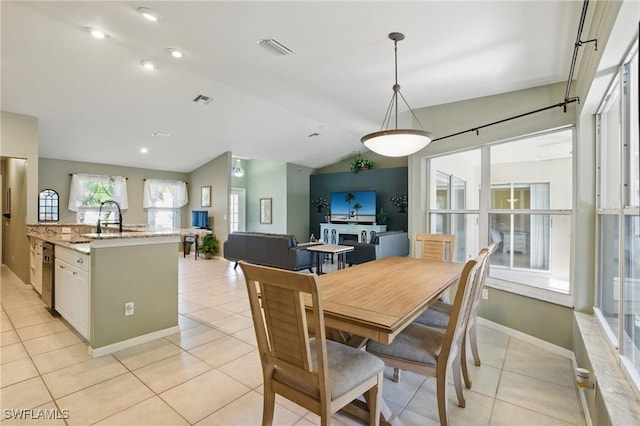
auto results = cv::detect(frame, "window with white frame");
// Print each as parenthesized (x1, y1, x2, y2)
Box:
(427, 128, 574, 302)
(68, 174, 128, 225)
(229, 188, 246, 233)
(595, 40, 640, 392)
(143, 179, 188, 229)
(429, 150, 480, 263)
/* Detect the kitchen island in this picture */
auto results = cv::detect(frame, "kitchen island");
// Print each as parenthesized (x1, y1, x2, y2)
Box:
(27, 225, 182, 357)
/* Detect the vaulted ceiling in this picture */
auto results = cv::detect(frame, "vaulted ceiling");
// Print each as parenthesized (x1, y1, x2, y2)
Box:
(1, 1, 582, 172)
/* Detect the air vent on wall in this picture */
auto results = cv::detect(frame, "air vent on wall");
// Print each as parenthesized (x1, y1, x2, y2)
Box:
(256, 38, 293, 56)
(193, 94, 213, 105)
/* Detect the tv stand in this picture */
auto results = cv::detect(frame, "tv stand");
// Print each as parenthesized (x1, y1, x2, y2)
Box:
(320, 223, 387, 244)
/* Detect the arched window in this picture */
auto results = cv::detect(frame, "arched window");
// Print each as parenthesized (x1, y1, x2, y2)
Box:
(38, 189, 59, 222)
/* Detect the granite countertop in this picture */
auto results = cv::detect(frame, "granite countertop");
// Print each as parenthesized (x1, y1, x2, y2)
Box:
(27, 224, 187, 254)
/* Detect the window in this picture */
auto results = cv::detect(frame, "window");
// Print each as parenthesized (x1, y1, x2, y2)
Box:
(595, 40, 640, 392)
(143, 179, 188, 229)
(38, 189, 59, 222)
(68, 174, 128, 225)
(229, 189, 244, 233)
(427, 128, 574, 303)
(429, 150, 481, 262)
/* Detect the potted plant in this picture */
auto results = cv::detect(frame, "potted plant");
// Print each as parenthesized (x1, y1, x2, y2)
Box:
(376, 208, 388, 225)
(349, 152, 375, 173)
(198, 234, 219, 259)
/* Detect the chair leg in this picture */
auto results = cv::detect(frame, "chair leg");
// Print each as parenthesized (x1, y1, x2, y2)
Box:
(234, 261, 239, 270)
(461, 334, 472, 389)
(391, 368, 401, 383)
(451, 354, 466, 408)
(262, 382, 275, 426)
(469, 319, 481, 366)
(436, 366, 450, 426)
(364, 372, 383, 426)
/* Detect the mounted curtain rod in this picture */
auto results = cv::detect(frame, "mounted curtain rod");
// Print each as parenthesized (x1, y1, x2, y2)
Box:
(432, 99, 577, 142)
(433, 0, 595, 144)
(143, 178, 187, 184)
(69, 173, 128, 180)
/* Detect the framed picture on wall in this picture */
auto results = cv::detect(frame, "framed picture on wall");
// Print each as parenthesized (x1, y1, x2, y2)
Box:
(260, 197, 272, 224)
(201, 186, 211, 207)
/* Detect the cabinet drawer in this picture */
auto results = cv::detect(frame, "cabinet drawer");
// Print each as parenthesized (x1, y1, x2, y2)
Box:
(55, 246, 90, 272)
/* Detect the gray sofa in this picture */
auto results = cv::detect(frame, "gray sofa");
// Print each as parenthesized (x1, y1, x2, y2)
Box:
(223, 232, 317, 271)
(344, 231, 410, 265)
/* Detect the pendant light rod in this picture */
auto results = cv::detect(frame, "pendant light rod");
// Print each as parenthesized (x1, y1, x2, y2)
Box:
(362, 32, 433, 157)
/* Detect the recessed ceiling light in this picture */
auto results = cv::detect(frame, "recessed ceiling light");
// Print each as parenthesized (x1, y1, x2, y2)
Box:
(137, 7, 159, 22)
(140, 147, 149, 154)
(140, 59, 157, 71)
(167, 48, 183, 59)
(87, 27, 107, 39)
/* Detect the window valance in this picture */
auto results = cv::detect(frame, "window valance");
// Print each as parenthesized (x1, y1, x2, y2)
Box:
(68, 174, 128, 211)
(143, 179, 188, 208)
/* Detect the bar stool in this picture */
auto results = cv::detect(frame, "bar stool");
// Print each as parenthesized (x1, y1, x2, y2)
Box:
(183, 234, 198, 260)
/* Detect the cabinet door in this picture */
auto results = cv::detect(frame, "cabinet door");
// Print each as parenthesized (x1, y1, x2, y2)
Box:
(54, 260, 73, 319)
(73, 269, 90, 340)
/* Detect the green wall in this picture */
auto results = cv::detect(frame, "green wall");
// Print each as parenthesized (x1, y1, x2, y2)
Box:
(38, 158, 189, 226)
(478, 287, 574, 349)
(90, 241, 178, 349)
(188, 152, 231, 251)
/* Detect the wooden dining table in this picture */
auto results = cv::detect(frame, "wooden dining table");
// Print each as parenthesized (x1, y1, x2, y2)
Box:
(311, 256, 464, 345)
(308, 255, 464, 424)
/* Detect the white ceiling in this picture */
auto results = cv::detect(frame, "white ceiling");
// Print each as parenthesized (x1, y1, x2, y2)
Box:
(1, 1, 582, 173)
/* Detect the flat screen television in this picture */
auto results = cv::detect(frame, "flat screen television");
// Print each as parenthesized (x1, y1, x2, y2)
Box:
(191, 210, 209, 229)
(330, 190, 376, 224)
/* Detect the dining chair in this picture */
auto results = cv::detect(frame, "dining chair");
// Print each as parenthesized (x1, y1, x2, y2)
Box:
(366, 252, 487, 426)
(413, 233, 456, 262)
(414, 242, 497, 389)
(239, 261, 385, 426)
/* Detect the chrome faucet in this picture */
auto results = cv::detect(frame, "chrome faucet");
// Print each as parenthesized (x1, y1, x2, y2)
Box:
(96, 200, 123, 234)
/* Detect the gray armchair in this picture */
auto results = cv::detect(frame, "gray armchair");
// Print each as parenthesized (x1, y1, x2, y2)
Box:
(343, 231, 409, 266)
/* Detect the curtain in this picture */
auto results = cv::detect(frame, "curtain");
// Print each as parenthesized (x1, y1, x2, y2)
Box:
(529, 183, 550, 269)
(143, 179, 188, 208)
(68, 174, 128, 211)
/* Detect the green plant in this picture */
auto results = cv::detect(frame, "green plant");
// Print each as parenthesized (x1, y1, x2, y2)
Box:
(349, 152, 375, 173)
(376, 208, 388, 225)
(199, 234, 220, 258)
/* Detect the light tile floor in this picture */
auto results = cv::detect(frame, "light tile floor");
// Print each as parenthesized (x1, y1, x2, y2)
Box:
(0, 257, 587, 425)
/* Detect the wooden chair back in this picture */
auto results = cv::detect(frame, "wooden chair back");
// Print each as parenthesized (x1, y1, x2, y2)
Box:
(413, 234, 456, 262)
(439, 251, 487, 371)
(240, 262, 330, 414)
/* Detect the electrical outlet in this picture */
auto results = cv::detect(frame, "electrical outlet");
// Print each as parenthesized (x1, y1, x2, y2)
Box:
(61, 227, 72, 234)
(124, 302, 134, 316)
(482, 289, 489, 300)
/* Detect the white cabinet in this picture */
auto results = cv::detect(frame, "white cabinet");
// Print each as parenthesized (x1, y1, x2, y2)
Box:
(55, 246, 90, 340)
(29, 238, 43, 294)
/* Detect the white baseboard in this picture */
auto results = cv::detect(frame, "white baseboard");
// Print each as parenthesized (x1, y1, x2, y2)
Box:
(88, 326, 180, 358)
(476, 317, 574, 359)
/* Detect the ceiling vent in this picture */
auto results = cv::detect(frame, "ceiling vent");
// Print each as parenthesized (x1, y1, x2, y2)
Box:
(193, 94, 213, 105)
(256, 38, 293, 56)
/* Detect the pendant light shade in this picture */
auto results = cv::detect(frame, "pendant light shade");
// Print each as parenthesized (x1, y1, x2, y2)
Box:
(232, 159, 244, 177)
(362, 33, 433, 157)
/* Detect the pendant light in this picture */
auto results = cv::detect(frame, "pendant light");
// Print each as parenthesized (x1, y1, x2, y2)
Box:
(232, 159, 245, 177)
(361, 32, 433, 157)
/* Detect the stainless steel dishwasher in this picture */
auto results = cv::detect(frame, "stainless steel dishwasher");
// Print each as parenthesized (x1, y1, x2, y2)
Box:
(41, 242, 56, 313)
